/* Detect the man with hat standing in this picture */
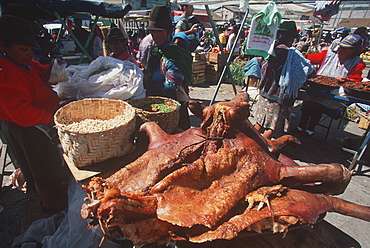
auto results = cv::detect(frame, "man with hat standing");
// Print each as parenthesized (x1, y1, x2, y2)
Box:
(72, 18, 90, 53)
(174, 3, 201, 37)
(145, 5, 193, 130)
(174, 2, 202, 52)
(296, 34, 366, 137)
(0, 15, 71, 214)
(106, 27, 139, 66)
(253, 21, 314, 139)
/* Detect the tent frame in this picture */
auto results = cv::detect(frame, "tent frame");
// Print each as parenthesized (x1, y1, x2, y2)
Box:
(54, 12, 97, 63)
(206, 4, 250, 105)
(1, 0, 132, 64)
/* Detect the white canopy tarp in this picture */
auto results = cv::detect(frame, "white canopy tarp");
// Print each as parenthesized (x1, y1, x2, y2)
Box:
(175, 0, 315, 15)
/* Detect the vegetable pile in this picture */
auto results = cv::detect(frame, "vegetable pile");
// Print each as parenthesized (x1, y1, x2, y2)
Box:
(143, 103, 175, 112)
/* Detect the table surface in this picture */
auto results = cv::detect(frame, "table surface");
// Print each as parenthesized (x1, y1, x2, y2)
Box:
(64, 136, 148, 183)
(304, 87, 370, 105)
(171, 220, 360, 248)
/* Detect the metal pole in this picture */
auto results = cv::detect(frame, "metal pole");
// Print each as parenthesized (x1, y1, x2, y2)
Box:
(54, 12, 93, 62)
(206, 5, 237, 105)
(78, 15, 100, 64)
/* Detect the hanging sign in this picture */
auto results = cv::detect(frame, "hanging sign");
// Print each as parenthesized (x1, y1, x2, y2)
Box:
(244, 1, 282, 59)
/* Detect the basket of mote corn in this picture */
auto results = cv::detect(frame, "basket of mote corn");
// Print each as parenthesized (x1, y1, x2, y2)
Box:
(128, 96, 181, 133)
(54, 98, 136, 167)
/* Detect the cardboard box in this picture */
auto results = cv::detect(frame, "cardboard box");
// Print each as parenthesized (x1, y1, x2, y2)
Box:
(358, 115, 370, 130)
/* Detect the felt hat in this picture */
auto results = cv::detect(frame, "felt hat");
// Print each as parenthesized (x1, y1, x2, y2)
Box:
(0, 15, 39, 47)
(229, 18, 236, 26)
(172, 32, 190, 50)
(106, 27, 127, 42)
(146, 5, 173, 32)
(278, 21, 299, 38)
(338, 34, 362, 48)
(354, 26, 368, 35)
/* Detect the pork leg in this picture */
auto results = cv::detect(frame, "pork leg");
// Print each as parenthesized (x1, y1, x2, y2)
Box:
(189, 188, 370, 243)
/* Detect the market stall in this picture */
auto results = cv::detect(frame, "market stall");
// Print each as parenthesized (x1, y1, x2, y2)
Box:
(1, 0, 132, 63)
(36, 93, 367, 248)
(186, 0, 315, 104)
(303, 78, 370, 170)
(3, 1, 370, 247)
(12, 94, 370, 248)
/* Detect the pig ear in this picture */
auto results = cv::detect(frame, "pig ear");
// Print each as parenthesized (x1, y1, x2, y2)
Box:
(140, 122, 171, 151)
(200, 105, 214, 131)
(186, 100, 204, 120)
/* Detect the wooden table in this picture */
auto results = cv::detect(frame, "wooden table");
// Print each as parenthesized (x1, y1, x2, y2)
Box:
(64, 134, 149, 183)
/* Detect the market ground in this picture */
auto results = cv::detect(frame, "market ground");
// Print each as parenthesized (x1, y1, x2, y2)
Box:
(1, 79, 370, 247)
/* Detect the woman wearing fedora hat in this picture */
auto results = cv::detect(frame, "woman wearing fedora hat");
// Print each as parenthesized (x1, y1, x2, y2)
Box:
(106, 27, 139, 66)
(0, 15, 71, 214)
(253, 21, 314, 139)
(144, 5, 193, 130)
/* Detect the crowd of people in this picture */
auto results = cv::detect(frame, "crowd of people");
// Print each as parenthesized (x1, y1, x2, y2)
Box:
(251, 24, 369, 139)
(0, 4, 196, 215)
(294, 26, 370, 55)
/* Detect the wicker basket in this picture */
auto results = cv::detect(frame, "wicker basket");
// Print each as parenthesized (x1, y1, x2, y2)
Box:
(54, 98, 136, 168)
(128, 96, 181, 133)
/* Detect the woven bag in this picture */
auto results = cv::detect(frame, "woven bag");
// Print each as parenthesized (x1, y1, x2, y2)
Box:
(128, 96, 180, 133)
(54, 98, 136, 167)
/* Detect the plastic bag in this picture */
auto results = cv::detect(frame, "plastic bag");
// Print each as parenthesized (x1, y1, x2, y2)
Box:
(55, 56, 145, 101)
(244, 2, 282, 59)
(11, 179, 120, 248)
(53, 64, 88, 100)
(49, 59, 69, 84)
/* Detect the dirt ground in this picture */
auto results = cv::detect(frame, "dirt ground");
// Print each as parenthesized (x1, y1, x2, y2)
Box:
(1, 81, 369, 248)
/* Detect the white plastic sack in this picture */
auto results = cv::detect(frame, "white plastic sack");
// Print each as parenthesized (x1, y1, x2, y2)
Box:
(11, 179, 120, 248)
(245, 2, 282, 59)
(53, 64, 88, 100)
(55, 56, 146, 101)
